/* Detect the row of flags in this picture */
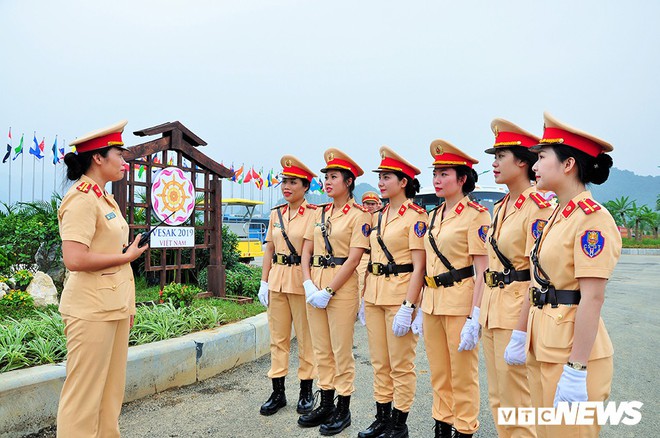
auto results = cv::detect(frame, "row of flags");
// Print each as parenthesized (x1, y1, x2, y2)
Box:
(3, 128, 65, 165)
(228, 164, 325, 193)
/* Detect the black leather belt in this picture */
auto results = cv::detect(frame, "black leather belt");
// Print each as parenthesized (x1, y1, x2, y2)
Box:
(530, 286, 581, 308)
(424, 265, 474, 288)
(273, 253, 302, 266)
(484, 268, 531, 288)
(311, 255, 347, 268)
(367, 262, 414, 277)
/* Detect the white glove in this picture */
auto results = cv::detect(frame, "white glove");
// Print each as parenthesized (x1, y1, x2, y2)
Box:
(458, 306, 481, 352)
(411, 310, 424, 335)
(392, 305, 414, 337)
(504, 330, 527, 365)
(306, 288, 332, 309)
(257, 281, 269, 307)
(357, 299, 366, 326)
(554, 365, 588, 407)
(303, 280, 318, 300)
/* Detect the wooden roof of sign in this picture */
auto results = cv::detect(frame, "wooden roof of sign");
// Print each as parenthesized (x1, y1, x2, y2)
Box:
(123, 121, 233, 178)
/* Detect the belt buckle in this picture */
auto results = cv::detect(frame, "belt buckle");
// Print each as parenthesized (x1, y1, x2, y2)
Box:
(312, 255, 322, 267)
(425, 275, 438, 288)
(485, 271, 497, 288)
(371, 263, 383, 275)
(276, 254, 286, 265)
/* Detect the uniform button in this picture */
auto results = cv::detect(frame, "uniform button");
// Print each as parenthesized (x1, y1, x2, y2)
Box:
(112, 285, 117, 290)
(558, 314, 563, 320)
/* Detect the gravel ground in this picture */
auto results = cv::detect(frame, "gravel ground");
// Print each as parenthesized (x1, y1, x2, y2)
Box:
(28, 255, 658, 437)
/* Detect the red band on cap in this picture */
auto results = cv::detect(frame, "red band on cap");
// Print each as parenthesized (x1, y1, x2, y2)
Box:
(433, 153, 473, 168)
(378, 157, 418, 179)
(362, 193, 380, 202)
(540, 127, 602, 158)
(282, 165, 313, 182)
(74, 132, 124, 154)
(325, 158, 358, 177)
(494, 131, 538, 148)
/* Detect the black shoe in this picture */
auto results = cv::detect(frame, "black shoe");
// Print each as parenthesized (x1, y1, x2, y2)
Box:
(259, 377, 286, 416)
(452, 431, 472, 438)
(358, 402, 392, 438)
(378, 407, 408, 438)
(297, 379, 314, 414)
(433, 420, 453, 438)
(319, 394, 351, 436)
(298, 389, 335, 427)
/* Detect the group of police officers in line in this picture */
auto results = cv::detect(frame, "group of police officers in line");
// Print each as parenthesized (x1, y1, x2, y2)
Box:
(54, 112, 620, 438)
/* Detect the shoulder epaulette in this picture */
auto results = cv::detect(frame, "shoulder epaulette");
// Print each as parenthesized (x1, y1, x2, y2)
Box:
(306, 204, 318, 210)
(353, 202, 369, 212)
(577, 198, 601, 215)
(408, 202, 426, 214)
(494, 197, 506, 206)
(271, 203, 287, 211)
(529, 192, 552, 209)
(76, 182, 92, 193)
(467, 201, 488, 212)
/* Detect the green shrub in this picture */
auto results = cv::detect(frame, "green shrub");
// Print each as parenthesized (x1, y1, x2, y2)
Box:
(13, 270, 33, 291)
(0, 289, 35, 309)
(225, 265, 261, 298)
(222, 225, 240, 270)
(160, 282, 203, 308)
(198, 267, 208, 291)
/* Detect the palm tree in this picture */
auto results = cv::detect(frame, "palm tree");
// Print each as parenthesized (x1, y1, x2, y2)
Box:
(604, 196, 633, 237)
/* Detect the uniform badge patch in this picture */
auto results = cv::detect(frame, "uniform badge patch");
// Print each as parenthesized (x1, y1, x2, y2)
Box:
(362, 223, 371, 237)
(105, 211, 117, 220)
(478, 225, 489, 242)
(413, 221, 427, 238)
(581, 230, 605, 258)
(531, 219, 547, 240)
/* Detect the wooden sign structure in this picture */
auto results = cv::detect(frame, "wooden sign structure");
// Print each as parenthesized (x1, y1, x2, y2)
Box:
(112, 121, 233, 296)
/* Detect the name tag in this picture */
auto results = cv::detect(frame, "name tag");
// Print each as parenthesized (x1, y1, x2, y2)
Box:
(105, 211, 117, 220)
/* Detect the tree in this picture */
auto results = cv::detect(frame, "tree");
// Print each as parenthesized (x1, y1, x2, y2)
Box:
(604, 196, 633, 237)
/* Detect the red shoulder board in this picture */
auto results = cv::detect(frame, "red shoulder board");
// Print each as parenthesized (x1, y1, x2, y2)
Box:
(271, 203, 286, 211)
(577, 199, 601, 215)
(353, 202, 369, 212)
(306, 204, 318, 210)
(408, 202, 426, 214)
(467, 201, 488, 212)
(324, 204, 332, 212)
(529, 192, 552, 209)
(76, 182, 92, 193)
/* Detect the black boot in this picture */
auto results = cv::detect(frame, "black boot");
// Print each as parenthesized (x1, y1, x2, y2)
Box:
(297, 379, 314, 414)
(378, 407, 409, 438)
(358, 402, 392, 438)
(433, 420, 453, 438)
(298, 389, 335, 427)
(319, 394, 351, 436)
(259, 377, 286, 416)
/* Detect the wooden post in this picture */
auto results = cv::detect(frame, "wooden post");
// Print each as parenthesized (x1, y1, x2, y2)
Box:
(208, 175, 225, 297)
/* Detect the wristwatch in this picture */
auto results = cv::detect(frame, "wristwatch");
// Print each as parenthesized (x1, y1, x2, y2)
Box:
(402, 299, 416, 309)
(567, 361, 587, 371)
(325, 286, 335, 296)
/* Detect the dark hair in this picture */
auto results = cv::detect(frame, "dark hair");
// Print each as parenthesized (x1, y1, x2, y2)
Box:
(392, 171, 421, 199)
(508, 146, 538, 181)
(552, 145, 613, 185)
(454, 165, 478, 195)
(63, 147, 112, 181)
(282, 176, 311, 193)
(338, 169, 356, 198)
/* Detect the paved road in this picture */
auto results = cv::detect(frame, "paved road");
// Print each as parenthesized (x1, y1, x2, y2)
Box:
(35, 255, 660, 437)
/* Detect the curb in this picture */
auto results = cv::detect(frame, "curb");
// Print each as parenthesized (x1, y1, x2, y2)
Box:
(0, 312, 270, 437)
(621, 248, 660, 255)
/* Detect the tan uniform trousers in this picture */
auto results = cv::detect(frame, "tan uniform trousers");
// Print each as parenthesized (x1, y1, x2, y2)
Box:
(307, 297, 360, 396)
(267, 290, 316, 380)
(57, 316, 130, 438)
(482, 326, 536, 438)
(527, 349, 613, 438)
(365, 303, 418, 412)
(423, 313, 480, 435)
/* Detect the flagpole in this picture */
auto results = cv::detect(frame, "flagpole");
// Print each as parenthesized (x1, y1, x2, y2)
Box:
(20, 142, 24, 202)
(41, 148, 45, 200)
(8, 127, 12, 204)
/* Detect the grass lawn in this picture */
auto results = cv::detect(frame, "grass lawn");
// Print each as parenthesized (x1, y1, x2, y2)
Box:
(622, 237, 660, 248)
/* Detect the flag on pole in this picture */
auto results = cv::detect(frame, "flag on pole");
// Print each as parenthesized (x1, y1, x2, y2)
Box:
(51, 136, 59, 164)
(58, 140, 65, 162)
(234, 164, 244, 183)
(13, 133, 24, 160)
(39, 137, 45, 154)
(255, 168, 264, 190)
(29, 133, 44, 159)
(243, 167, 255, 183)
(2, 127, 10, 163)
(229, 163, 236, 181)
(310, 177, 322, 193)
(266, 169, 273, 187)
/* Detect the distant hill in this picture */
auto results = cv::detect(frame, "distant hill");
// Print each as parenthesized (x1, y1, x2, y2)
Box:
(273, 182, 380, 207)
(590, 168, 659, 208)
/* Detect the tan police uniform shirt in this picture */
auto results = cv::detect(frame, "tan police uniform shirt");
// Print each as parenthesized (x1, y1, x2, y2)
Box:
(421, 196, 490, 316)
(58, 174, 135, 321)
(480, 187, 552, 329)
(265, 200, 317, 295)
(304, 202, 371, 301)
(528, 190, 621, 363)
(364, 202, 428, 306)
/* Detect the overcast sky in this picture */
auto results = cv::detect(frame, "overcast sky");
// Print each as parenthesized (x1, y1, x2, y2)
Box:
(1, 0, 659, 204)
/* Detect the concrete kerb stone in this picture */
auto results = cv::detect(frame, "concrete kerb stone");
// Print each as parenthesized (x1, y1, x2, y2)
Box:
(0, 312, 271, 437)
(621, 248, 660, 255)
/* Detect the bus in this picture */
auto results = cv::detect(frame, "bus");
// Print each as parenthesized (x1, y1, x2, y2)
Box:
(412, 185, 507, 215)
(222, 198, 268, 262)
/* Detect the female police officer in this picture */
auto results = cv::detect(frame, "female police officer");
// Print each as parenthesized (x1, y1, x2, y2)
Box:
(57, 120, 148, 437)
(299, 148, 371, 436)
(421, 140, 490, 438)
(257, 155, 318, 416)
(358, 146, 427, 438)
(480, 119, 551, 438)
(524, 112, 620, 438)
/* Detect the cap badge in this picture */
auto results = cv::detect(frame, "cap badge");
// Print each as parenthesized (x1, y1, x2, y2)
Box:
(285, 159, 292, 167)
(493, 126, 499, 137)
(435, 145, 443, 155)
(327, 152, 335, 161)
(380, 151, 386, 159)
